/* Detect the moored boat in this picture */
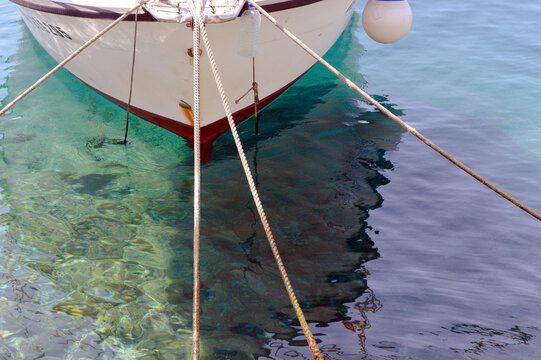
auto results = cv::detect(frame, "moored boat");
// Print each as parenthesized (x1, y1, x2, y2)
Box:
(9, 0, 359, 143)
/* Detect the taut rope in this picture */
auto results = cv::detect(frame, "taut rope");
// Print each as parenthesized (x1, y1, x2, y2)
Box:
(0, 1, 148, 117)
(187, 1, 202, 359)
(192, 6, 324, 360)
(248, 0, 541, 222)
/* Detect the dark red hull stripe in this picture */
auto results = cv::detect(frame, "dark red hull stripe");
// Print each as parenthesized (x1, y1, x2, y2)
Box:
(81, 71, 308, 144)
(9, 0, 324, 20)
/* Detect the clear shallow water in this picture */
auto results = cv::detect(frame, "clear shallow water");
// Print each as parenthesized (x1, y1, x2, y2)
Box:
(0, 1, 540, 359)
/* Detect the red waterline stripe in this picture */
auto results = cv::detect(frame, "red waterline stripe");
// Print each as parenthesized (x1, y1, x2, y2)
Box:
(79, 70, 308, 144)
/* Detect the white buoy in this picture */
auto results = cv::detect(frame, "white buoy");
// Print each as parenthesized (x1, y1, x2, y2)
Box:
(237, 4, 261, 57)
(362, 0, 412, 44)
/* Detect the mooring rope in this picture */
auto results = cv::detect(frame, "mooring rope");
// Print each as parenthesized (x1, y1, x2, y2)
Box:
(193, 7, 324, 360)
(247, 0, 541, 222)
(122, 1, 141, 144)
(187, 2, 202, 359)
(0, 1, 148, 118)
(252, 57, 260, 134)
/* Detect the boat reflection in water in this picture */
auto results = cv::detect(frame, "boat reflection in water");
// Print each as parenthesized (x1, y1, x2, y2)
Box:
(159, 89, 404, 359)
(0, 9, 408, 360)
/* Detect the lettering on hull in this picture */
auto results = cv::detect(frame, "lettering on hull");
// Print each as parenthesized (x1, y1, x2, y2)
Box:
(22, 13, 72, 40)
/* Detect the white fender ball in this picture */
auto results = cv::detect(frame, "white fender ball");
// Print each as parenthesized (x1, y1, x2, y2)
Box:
(362, 0, 413, 44)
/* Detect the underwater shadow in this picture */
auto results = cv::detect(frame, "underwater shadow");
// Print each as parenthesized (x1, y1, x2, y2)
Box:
(164, 86, 408, 360)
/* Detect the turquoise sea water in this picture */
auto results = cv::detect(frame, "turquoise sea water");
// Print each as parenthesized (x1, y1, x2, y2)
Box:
(1, 1, 540, 359)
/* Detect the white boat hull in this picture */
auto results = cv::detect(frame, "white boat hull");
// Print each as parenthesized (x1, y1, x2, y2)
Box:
(12, 0, 358, 143)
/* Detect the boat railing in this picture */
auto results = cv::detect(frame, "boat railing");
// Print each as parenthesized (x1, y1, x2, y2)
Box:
(144, 0, 245, 23)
